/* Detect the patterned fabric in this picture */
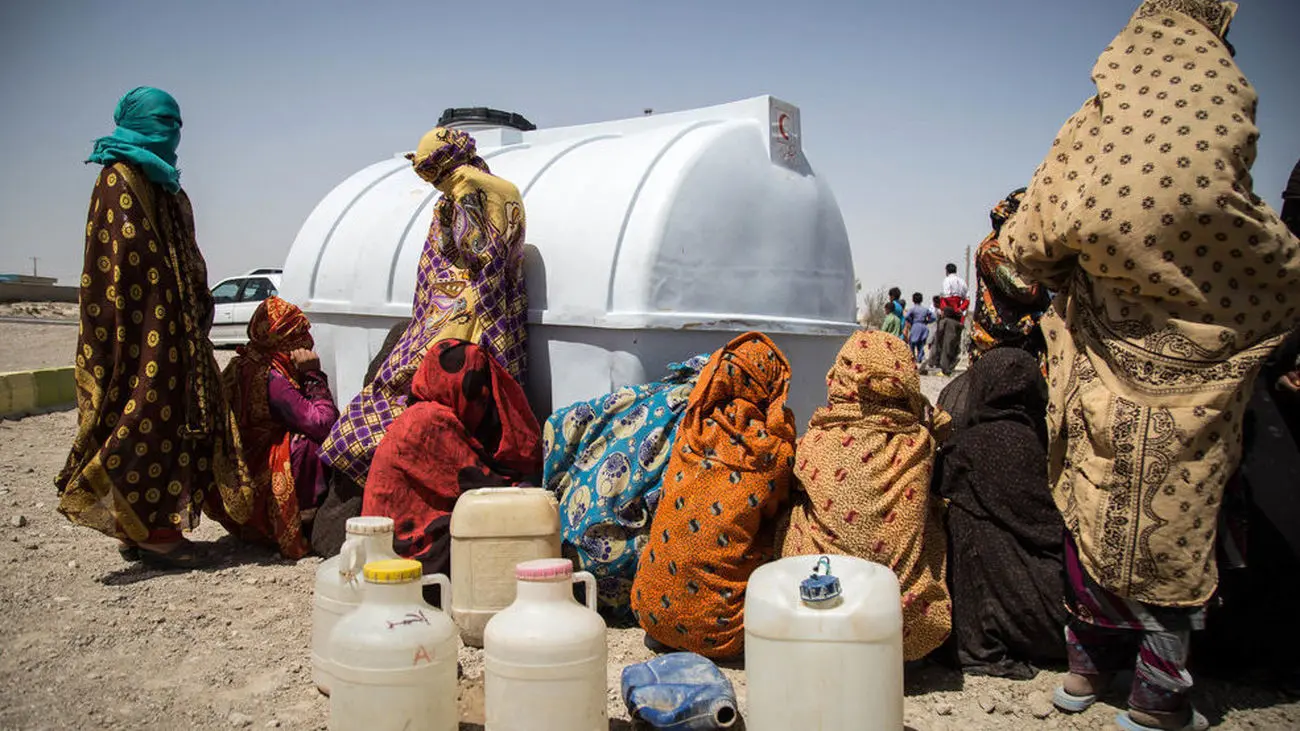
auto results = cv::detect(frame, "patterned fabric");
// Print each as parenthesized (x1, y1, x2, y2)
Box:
(322, 128, 528, 484)
(544, 354, 710, 619)
(56, 163, 252, 543)
(935, 348, 1067, 677)
(779, 331, 953, 661)
(410, 127, 489, 186)
(1066, 622, 1194, 715)
(1002, 0, 1300, 606)
(1063, 533, 1205, 634)
(215, 297, 316, 558)
(309, 321, 408, 559)
(988, 188, 1027, 233)
(409, 127, 529, 380)
(969, 189, 1051, 372)
(1135, 0, 1237, 35)
(631, 333, 797, 659)
(362, 340, 542, 576)
(267, 370, 337, 510)
(1064, 532, 1205, 715)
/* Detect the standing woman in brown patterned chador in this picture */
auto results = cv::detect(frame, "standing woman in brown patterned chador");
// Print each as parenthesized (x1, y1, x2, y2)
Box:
(1001, 3, 1300, 729)
(57, 87, 253, 569)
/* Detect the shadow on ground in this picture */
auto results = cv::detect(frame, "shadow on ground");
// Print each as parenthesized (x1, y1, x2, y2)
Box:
(96, 535, 290, 586)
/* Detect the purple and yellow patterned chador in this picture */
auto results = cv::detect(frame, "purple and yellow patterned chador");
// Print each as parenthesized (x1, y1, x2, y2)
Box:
(321, 127, 529, 485)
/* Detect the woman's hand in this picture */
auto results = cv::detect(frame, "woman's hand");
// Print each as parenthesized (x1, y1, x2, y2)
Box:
(290, 348, 321, 374)
(1279, 370, 1300, 395)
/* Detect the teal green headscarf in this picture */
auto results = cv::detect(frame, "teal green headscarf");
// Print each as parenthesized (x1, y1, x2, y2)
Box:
(86, 87, 183, 193)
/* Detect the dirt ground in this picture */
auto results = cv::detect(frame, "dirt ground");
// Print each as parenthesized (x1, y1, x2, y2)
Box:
(0, 320, 233, 375)
(2, 325, 1298, 730)
(0, 302, 80, 320)
(0, 322, 78, 373)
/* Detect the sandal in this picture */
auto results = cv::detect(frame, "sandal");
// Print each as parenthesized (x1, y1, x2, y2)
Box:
(1115, 707, 1209, 731)
(1052, 686, 1098, 714)
(1052, 672, 1112, 714)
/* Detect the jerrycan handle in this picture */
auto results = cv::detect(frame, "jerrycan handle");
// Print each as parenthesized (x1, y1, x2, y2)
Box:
(338, 537, 365, 584)
(421, 574, 452, 610)
(574, 571, 598, 612)
(799, 555, 843, 605)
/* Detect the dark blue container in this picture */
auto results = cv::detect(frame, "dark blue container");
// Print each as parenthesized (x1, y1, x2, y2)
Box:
(621, 651, 739, 730)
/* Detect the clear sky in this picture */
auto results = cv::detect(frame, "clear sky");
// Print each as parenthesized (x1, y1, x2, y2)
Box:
(1, 0, 1296, 307)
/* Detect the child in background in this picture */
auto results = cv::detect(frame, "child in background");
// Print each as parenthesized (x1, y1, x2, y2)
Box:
(882, 301, 904, 340)
(888, 286, 906, 320)
(903, 292, 934, 364)
(925, 296, 942, 365)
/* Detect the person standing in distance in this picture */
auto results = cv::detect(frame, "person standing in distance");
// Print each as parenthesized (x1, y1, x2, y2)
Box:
(924, 264, 969, 376)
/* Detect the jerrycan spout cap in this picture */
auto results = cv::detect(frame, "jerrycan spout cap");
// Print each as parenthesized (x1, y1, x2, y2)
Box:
(799, 556, 842, 605)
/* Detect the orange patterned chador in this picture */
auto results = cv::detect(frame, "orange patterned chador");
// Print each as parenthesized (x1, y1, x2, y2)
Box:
(631, 333, 797, 659)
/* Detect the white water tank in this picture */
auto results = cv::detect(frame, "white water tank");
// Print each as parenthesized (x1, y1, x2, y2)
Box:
(281, 95, 856, 427)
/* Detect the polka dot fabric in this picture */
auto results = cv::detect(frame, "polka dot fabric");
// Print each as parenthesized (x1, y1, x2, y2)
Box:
(779, 331, 953, 661)
(1001, 0, 1300, 606)
(630, 333, 797, 659)
(57, 163, 253, 543)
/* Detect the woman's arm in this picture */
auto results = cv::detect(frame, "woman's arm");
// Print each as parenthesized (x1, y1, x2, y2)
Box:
(268, 370, 340, 443)
(1001, 108, 1094, 291)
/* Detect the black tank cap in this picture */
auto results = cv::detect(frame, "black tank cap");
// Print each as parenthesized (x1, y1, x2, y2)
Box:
(437, 107, 537, 132)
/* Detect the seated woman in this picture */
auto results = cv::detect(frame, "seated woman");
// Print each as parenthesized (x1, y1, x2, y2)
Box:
(544, 353, 711, 622)
(780, 330, 952, 662)
(631, 333, 797, 659)
(362, 339, 542, 575)
(219, 297, 339, 559)
(933, 347, 1066, 679)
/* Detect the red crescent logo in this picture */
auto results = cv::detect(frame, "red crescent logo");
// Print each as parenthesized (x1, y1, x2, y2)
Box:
(778, 113, 790, 140)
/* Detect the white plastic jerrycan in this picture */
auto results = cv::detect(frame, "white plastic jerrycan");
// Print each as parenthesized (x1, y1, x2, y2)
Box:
(450, 487, 561, 647)
(745, 555, 904, 731)
(313, 516, 400, 695)
(483, 558, 607, 731)
(328, 559, 457, 731)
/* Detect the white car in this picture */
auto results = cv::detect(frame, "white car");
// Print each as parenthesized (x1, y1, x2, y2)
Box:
(209, 268, 284, 346)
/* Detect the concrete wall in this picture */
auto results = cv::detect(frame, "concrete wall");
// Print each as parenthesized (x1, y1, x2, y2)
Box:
(0, 367, 76, 420)
(0, 283, 79, 304)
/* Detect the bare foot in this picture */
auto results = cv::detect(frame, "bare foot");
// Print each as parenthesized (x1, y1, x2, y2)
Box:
(1063, 672, 1112, 697)
(1126, 706, 1208, 731)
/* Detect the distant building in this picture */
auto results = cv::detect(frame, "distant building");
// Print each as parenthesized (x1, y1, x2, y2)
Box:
(0, 274, 57, 286)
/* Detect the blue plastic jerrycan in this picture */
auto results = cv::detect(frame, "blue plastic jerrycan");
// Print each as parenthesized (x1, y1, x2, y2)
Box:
(621, 651, 739, 730)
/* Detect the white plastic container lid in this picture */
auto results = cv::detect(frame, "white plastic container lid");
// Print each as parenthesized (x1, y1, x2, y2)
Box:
(344, 516, 395, 536)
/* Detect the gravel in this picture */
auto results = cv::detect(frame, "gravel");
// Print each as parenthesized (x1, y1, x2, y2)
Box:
(0, 365, 1296, 730)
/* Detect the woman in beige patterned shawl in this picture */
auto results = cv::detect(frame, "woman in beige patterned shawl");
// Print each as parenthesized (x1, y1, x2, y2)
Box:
(779, 330, 953, 662)
(1001, 2, 1300, 729)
